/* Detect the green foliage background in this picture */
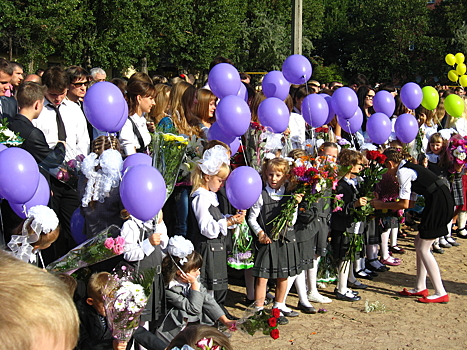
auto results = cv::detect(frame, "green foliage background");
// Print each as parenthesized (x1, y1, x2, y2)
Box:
(0, 0, 466, 83)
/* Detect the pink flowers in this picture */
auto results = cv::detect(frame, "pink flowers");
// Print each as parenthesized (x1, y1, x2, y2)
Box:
(104, 236, 126, 255)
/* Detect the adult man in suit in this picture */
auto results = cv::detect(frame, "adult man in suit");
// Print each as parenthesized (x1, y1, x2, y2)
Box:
(0, 58, 17, 121)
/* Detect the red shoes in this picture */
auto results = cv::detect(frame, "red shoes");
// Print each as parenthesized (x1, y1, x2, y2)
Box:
(399, 288, 429, 297)
(417, 294, 449, 304)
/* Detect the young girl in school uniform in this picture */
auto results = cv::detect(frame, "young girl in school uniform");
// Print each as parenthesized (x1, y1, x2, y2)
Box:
(248, 157, 303, 318)
(188, 145, 245, 312)
(371, 148, 454, 303)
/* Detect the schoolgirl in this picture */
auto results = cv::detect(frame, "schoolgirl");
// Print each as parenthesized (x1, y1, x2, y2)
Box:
(248, 157, 302, 318)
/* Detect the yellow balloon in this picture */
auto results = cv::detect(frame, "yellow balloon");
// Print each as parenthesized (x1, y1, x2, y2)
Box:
(455, 52, 465, 65)
(457, 63, 467, 75)
(446, 53, 456, 66)
(448, 70, 459, 82)
(460, 75, 467, 88)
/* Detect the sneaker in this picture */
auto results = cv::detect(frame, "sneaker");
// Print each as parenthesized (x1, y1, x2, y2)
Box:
(307, 293, 332, 304)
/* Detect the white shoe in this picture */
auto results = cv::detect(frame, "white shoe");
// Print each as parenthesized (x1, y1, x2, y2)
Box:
(307, 292, 332, 303)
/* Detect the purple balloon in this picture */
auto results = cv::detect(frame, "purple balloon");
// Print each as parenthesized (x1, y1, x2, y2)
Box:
(282, 55, 312, 85)
(301, 94, 329, 128)
(207, 122, 236, 144)
(10, 174, 50, 219)
(0, 148, 40, 203)
(0, 144, 7, 153)
(120, 165, 167, 221)
(70, 207, 87, 245)
(258, 97, 290, 133)
(319, 93, 336, 125)
(395, 113, 419, 143)
(225, 166, 262, 210)
(262, 71, 290, 100)
(208, 63, 241, 99)
(230, 137, 241, 154)
(123, 153, 152, 173)
(337, 108, 363, 134)
(373, 90, 395, 117)
(400, 82, 422, 110)
(216, 95, 251, 137)
(237, 83, 248, 102)
(84, 82, 128, 132)
(331, 87, 358, 120)
(366, 112, 392, 145)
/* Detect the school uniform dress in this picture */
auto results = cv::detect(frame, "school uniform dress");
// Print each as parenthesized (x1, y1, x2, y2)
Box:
(330, 178, 364, 261)
(248, 185, 301, 279)
(312, 193, 332, 257)
(189, 188, 229, 291)
(122, 217, 168, 323)
(294, 201, 317, 270)
(398, 161, 454, 239)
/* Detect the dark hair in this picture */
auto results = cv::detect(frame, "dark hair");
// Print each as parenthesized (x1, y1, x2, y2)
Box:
(129, 72, 152, 84)
(338, 149, 363, 167)
(167, 325, 233, 350)
(42, 66, 68, 92)
(91, 135, 121, 156)
(318, 141, 339, 155)
(110, 78, 127, 97)
(357, 85, 374, 131)
(209, 56, 234, 71)
(378, 83, 396, 93)
(293, 85, 310, 103)
(66, 66, 89, 84)
(10, 62, 23, 71)
(162, 251, 203, 285)
(0, 58, 13, 75)
(126, 79, 156, 115)
(240, 72, 250, 81)
(151, 75, 168, 84)
(35, 68, 44, 76)
(349, 73, 369, 88)
(383, 147, 410, 164)
(16, 82, 45, 109)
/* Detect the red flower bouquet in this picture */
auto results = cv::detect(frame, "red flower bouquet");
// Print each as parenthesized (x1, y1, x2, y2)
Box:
(235, 306, 281, 339)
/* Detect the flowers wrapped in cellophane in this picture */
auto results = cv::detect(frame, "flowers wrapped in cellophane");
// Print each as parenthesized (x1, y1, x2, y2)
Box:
(103, 266, 156, 341)
(0, 118, 23, 146)
(178, 135, 204, 181)
(269, 155, 342, 241)
(46, 225, 124, 274)
(448, 134, 467, 169)
(244, 122, 272, 172)
(227, 304, 281, 340)
(152, 132, 189, 199)
(39, 146, 84, 190)
(227, 222, 254, 270)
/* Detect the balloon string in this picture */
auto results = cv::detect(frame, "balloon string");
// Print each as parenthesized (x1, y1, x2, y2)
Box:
(311, 128, 317, 156)
(22, 204, 28, 218)
(347, 120, 356, 149)
(0, 201, 5, 247)
(239, 138, 249, 167)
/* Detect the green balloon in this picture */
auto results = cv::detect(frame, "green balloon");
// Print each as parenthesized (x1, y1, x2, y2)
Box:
(445, 94, 464, 118)
(421, 86, 439, 110)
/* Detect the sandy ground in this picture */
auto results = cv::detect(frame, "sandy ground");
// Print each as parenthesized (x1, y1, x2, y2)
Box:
(224, 224, 467, 350)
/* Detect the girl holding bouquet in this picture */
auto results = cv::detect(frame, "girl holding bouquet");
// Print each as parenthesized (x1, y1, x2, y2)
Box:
(248, 157, 302, 318)
(330, 149, 367, 302)
(371, 148, 454, 303)
(188, 145, 245, 313)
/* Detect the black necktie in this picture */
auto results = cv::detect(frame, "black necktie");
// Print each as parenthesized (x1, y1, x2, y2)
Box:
(51, 104, 67, 141)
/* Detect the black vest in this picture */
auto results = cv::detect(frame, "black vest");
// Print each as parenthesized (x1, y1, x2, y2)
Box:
(401, 162, 440, 195)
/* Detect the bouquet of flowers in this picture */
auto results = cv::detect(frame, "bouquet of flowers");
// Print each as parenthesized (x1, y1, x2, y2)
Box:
(39, 148, 84, 190)
(172, 337, 227, 350)
(0, 118, 23, 146)
(448, 134, 467, 168)
(244, 122, 271, 172)
(179, 135, 204, 181)
(350, 150, 388, 222)
(46, 225, 124, 274)
(152, 132, 189, 198)
(227, 222, 254, 270)
(315, 126, 330, 141)
(337, 137, 351, 149)
(374, 172, 404, 223)
(269, 155, 341, 241)
(103, 266, 156, 341)
(233, 306, 281, 340)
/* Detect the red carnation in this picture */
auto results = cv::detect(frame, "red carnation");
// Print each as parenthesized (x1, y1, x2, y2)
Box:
(270, 328, 280, 340)
(267, 317, 277, 327)
(271, 308, 281, 318)
(376, 153, 387, 164)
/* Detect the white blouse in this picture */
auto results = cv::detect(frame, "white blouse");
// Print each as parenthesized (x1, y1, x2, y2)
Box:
(248, 185, 298, 236)
(119, 113, 152, 155)
(191, 187, 229, 239)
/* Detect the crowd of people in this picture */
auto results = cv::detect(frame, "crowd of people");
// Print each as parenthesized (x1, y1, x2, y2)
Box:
(0, 55, 466, 350)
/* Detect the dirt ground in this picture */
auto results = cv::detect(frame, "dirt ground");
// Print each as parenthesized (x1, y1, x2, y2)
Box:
(224, 224, 467, 350)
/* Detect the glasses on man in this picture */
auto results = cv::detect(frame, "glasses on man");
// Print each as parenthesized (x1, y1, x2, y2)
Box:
(71, 81, 89, 87)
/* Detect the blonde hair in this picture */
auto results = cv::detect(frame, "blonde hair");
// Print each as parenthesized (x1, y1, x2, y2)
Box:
(87, 271, 111, 301)
(148, 84, 171, 124)
(261, 157, 290, 184)
(191, 162, 230, 194)
(0, 250, 79, 350)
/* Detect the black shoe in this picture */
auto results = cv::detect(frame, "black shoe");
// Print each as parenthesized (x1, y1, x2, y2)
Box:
(366, 259, 390, 272)
(348, 281, 368, 289)
(277, 316, 289, 325)
(225, 311, 239, 321)
(280, 309, 300, 317)
(297, 302, 317, 314)
(334, 288, 358, 296)
(355, 270, 374, 280)
(336, 291, 361, 302)
(243, 298, 256, 306)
